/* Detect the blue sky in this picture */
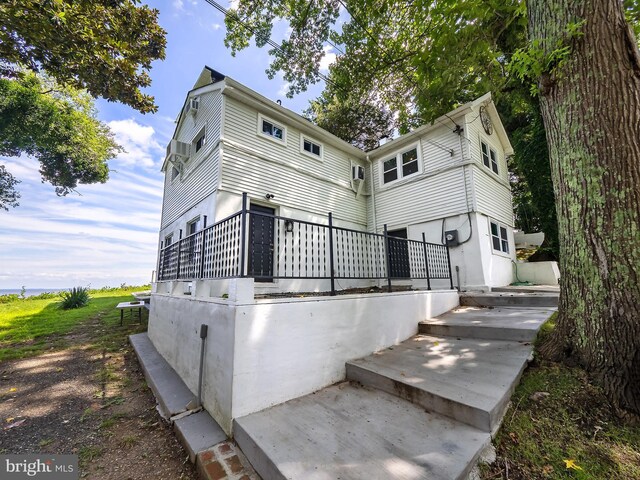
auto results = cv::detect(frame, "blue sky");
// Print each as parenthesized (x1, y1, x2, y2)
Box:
(0, 0, 337, 289)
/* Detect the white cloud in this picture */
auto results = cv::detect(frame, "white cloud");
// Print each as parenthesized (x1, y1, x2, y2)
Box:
(108, 119, 164, 169)
(173, 0, 184, 10)
(319, 45, 337, 72)
(278, 82, 290, 97)
(212, 23, 222, 30)
(229, 0, 240, 10)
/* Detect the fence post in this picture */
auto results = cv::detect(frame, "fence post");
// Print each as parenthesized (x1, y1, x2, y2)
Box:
(240, 192, 248, 277)
(422, 232, 432, 291)
(199, 230, 207, 279)
(175, 240, 182, 281)
(328, 212, 336, 296)
(445, 244, 454, 290)
(384, 224, 392, 293)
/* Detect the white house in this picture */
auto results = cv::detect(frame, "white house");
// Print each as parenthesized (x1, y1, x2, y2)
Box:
(155, 66, 515, 295)
(147, 67, 517, 434)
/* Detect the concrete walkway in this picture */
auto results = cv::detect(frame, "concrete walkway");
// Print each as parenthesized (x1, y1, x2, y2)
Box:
(234, 297, 556, 479)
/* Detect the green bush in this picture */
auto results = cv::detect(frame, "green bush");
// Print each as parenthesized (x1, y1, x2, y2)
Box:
(60, 287, 90, 310)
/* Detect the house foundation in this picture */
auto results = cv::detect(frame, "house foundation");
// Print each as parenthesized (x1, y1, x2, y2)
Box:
(148, 279, 459, 434)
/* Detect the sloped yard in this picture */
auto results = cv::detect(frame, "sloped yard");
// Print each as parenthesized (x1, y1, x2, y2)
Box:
(0, 287, 197, 479)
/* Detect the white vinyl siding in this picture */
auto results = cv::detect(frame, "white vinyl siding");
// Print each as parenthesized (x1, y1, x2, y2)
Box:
(160, 90, 223, 229)
(472, 164, 514, 227)
(465, 110, 508, 183)
(370, 126, 469, 231)
(221, 96, 367, 226)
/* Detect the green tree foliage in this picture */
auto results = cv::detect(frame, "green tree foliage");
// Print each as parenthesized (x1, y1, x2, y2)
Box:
(0, 0, 166, 114)
(0, 165, 20, 211)
(224, 0, 562, 257)
(0, 72, 120, 197)
(0, 0, 166, 207)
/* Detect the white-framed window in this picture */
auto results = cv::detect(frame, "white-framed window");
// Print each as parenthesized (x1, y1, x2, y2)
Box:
(381, 143, 421, 185)
(164, 233, 173, 246)
(170, 165, 180, 181)
(480, 140, 499, 175)
(300, 136, 322, 159)
(187, 216, 200, 236)
(193, 126, 206, 153)
(490, 220, 510, 254)
(258, 114, 286, 143)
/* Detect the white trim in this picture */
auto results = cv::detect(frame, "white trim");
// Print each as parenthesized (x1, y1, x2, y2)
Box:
(378, 141, 423, 187)
(192, 124, 207, 154)
(257, 113, 287, 145)
(489, 219, 510, 256)
(478, 135, 501, 177)
(299, 135, 323, 161)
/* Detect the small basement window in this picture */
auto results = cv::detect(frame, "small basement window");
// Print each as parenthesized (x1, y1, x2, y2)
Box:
(259, 114, 286, 142)
(302, 137, 322, 157)
(381, 144, 421, 185)
(490, 221, 509, 254)
(481, 141, 499, 175)
(187, 216, 200, 236)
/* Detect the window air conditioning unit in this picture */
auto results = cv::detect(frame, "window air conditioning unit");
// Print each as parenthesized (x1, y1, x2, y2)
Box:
(166, 139, 190, 162)
(352, 165, 365, 181)
(185, 97, 199, 115)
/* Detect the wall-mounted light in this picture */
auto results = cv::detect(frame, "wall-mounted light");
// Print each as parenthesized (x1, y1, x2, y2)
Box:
(265, 193, 275, 200)
(284, 220, 294, 233)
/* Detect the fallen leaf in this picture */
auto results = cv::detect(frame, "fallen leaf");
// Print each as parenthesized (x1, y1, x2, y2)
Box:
(564, 459, 583, 471)
(8, 388, 16, 393)
(433, 341, 440, 346)
(5, 418, 14, 423)
(542, 465, 554, 475)
(4, 419, 25, 430)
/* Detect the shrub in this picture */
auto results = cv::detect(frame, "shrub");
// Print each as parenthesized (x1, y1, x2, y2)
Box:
(60, 287, 90, 310)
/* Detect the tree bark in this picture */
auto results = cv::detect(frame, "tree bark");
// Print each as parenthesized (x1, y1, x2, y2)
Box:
(528, 0, 640, 415)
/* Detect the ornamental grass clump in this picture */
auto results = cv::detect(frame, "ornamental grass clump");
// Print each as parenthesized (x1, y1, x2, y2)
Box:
(60, 287, 90, 310)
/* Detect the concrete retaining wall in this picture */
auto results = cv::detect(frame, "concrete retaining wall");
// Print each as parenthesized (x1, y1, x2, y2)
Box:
(513, 261, 560, 285)
(148, 287, 459, 434)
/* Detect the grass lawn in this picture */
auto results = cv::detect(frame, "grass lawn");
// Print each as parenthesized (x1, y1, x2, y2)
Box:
(0, 286, 150, 361)
(482, 315, 640, 479)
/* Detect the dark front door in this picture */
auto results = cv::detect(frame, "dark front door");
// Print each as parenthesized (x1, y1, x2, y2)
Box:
(388, 228, 411, 278)
(248, 204, 275, 282)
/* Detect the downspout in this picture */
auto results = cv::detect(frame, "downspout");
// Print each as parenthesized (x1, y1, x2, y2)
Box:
(366, 154, 381, 288)
(366, 154, 377, 233)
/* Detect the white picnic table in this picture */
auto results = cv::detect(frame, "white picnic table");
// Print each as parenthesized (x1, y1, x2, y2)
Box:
(116, 301, 145, 325)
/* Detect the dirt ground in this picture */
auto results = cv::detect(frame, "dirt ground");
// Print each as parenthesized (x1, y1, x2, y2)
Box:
(0, 313, 197, 479)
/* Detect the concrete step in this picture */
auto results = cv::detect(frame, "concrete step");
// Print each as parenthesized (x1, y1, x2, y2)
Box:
(460, 292, 558, 308)
(419, 306, 556, 342)
(234, 382, 490, 480)
(346, 335, 532, 433)
(130, 333, 229, 467)
(130, 332, 196, 418)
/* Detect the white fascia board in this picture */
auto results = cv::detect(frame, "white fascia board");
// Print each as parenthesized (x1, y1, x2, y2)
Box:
(161, 80, 227, 172)
(368, 92, 504, 162)
(222, 77, 366, 160)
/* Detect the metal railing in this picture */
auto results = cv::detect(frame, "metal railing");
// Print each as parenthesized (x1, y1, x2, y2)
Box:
(157, 193, 454, 293)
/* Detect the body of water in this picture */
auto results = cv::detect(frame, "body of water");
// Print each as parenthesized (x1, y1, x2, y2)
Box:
(0, 288, 66, 297)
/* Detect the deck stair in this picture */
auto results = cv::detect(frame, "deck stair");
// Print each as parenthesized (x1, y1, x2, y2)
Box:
(234, 301, 555, 480)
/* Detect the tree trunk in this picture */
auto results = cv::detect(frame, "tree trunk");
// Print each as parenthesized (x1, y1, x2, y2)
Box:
(528, 0, 640, 416)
